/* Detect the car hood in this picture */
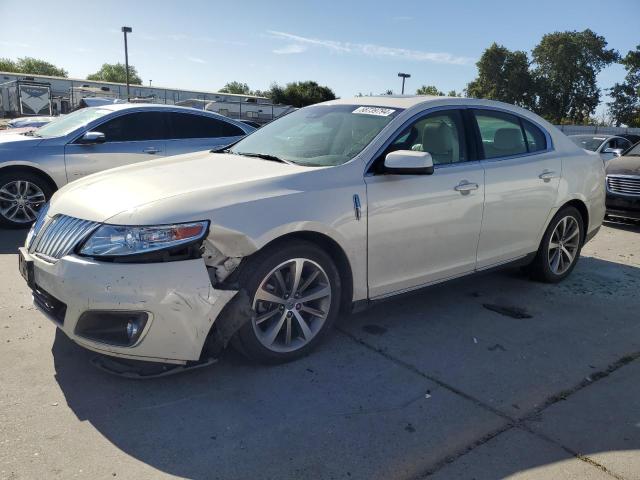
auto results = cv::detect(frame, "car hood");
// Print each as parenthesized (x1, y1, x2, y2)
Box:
(0, 132, 43, 147)
(606, 155, 640, 176)
(49, 151, 315, 223)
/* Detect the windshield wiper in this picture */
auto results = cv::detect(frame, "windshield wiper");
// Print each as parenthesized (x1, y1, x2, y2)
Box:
(234, 152, 291, 164)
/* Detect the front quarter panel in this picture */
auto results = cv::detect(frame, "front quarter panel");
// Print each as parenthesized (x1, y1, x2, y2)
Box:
(107, 160, 369, 302)
(0, 138, 68, 188)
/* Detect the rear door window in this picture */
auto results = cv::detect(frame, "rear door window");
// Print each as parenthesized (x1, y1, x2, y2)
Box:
(522, 119, 547, 152)
(472, 110, 527, 159)
(168, 113, 245, 139)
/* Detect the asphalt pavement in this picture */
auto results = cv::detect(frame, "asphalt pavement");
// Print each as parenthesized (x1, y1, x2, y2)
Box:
(1, 220, 639, 480)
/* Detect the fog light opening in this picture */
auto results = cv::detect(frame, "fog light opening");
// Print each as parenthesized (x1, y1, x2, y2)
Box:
(75, 311, 149, 347)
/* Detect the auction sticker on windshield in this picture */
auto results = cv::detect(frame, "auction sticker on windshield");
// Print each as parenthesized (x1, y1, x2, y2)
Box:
(352, 106, 396, 116)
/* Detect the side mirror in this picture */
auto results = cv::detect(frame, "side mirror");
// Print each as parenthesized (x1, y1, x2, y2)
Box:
(79, 131, 106, 145)
(603, 147, 623, 157)
(384, 150, 434, 175)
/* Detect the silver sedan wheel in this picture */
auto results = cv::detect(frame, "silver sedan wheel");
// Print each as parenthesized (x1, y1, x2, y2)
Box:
(0, 180, 46, 223)
(547, 216, 580, 275)
(252, 258, 332, 353)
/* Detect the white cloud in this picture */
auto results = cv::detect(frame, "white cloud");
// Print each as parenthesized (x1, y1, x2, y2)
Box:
(0, 40, 30, 48)
(392, 16, 414, 21)
(186, 56, 206, 64)
(169, 33, 189, 41)
(273, 44, 307, 55)
(267, 30, 473, 65)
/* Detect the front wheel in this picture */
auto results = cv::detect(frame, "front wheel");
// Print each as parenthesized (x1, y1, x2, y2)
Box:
(530, 206, 584, 283)
(232, 240, 342, 364)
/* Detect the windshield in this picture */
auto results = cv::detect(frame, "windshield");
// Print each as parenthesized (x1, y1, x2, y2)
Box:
(569, 135, 606, 152)
(624, 142, 640, 156)
(35, 107, 112, 138)
(229, 104, 402, 166)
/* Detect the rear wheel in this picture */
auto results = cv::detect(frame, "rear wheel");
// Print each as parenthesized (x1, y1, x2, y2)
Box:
(0, 171, 52, 228)
(530, 206, 583, 283)
(232, 240, 342, 364)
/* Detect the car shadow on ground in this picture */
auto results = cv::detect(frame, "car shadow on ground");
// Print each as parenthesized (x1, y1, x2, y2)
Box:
(51, 256, 640, 479)
(604, 217, 640, 233)
(0, 228, 28, 254)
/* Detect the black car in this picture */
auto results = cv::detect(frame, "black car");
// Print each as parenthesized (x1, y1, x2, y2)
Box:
(605, 142, 640, 220)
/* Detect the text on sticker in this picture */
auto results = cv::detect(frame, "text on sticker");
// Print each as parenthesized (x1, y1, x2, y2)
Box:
(352, 106, 396, 117)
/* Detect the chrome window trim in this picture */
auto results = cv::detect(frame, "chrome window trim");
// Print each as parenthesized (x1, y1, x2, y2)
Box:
(364, 104, 554, 174)
(67, 109, 249, 145)
(470, 106, 554, 162)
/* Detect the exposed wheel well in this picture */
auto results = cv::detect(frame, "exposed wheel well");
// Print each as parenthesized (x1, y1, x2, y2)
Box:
(260, 231, 354, 312)
(563, 199, 589, 242)
(0, 165, 59, 193)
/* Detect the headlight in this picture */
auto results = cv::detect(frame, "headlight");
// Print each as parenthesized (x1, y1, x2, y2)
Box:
(78, 221, 209, 258)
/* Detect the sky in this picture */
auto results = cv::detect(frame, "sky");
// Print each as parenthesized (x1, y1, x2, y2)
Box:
(1, 0, 638, 114)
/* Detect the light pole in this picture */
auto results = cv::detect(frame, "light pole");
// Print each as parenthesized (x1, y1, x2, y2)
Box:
(149, 80, 152, 87)
(398, 72, 411, 95)
(121, 26, 132, 100)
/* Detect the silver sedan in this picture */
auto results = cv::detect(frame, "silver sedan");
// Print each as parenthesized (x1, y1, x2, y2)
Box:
(0, 104, 253, 227)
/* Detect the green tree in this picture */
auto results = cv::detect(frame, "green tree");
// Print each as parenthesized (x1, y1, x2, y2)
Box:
(268, 81, 336, 107)
(0, 58, 17, 72)
(466, 43, 534, 108)
(87, 63, 142, 84)
(416, 85, 444, 96)
(219, 81, 251, 94)
(608, 45, 640, 127)
(447, 90, 461, 97)
(0, 57, 68, 77)
(532, 29, 618, 124)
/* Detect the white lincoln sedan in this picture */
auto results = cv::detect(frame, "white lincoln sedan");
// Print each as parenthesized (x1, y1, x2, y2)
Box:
(19, 96, 605, 367)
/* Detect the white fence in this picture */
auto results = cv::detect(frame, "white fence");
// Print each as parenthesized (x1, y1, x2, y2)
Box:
(555, 125, 640, 136)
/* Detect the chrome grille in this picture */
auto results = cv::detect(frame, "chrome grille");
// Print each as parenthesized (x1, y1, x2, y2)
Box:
(607, 175, 640, 196)
(29, 214, 99, 261)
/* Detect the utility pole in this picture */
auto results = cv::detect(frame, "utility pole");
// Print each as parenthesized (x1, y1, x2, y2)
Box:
(397, 72, 411, 95)
(121, 26, 133, 100)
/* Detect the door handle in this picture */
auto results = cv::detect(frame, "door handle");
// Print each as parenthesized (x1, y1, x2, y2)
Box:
(538, 170, 557, 182)
(143, 147, 160, 154)
(454, 181, 479, 193)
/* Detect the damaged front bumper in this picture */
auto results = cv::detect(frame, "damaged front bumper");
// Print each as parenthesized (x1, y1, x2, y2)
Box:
(20, 248, 238, 364)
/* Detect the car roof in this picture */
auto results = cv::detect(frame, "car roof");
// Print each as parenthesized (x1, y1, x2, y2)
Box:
(95, 103, 216, 114)
(322, 96, 557, 118)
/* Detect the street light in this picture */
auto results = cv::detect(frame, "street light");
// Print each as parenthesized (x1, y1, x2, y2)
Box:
(121, 26, 132, 100)
(398, 72, 411, 95)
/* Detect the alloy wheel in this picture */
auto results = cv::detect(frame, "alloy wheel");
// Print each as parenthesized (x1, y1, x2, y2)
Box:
(0, 180, 46, 223)
(252, 258, 332, 353)
(547, 216, 580, 275)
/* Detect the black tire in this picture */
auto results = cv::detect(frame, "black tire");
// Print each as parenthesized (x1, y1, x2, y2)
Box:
(530, 206, 584, 283)
(231, 240, 342, 364)
(0, 170, 54, 228)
